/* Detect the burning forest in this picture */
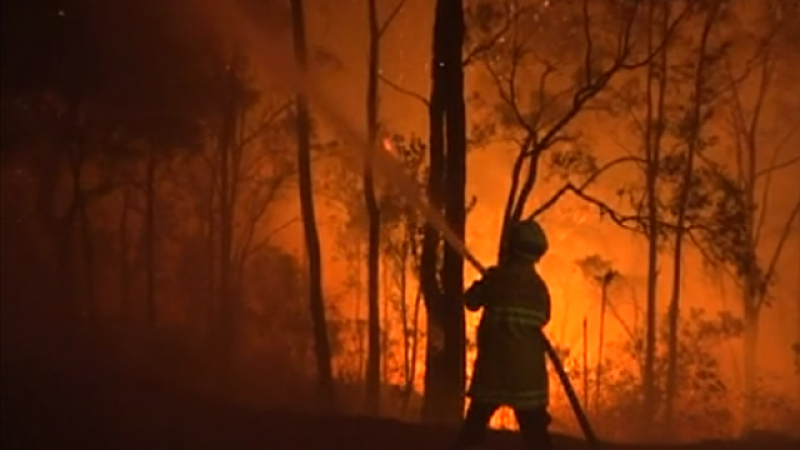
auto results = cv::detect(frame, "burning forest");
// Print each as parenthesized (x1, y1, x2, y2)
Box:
(2, 0, 799, 449)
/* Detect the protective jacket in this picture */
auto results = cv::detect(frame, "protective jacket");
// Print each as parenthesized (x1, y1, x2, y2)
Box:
(465, 261, 551, 409)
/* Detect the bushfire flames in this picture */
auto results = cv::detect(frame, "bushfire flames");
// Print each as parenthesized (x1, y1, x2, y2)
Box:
(2, 0, 799, 449)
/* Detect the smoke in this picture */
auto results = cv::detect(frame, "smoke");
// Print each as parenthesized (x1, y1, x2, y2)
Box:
(184, 0, 486, 272)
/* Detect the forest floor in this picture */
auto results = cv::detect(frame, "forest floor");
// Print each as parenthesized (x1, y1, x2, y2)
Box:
(2, 337, 798, 450)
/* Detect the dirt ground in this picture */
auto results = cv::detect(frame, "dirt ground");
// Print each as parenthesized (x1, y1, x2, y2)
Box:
(2, 344, 797, 450)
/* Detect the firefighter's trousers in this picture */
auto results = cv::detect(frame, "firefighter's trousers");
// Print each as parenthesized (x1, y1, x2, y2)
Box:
(451, 401, 552, 450)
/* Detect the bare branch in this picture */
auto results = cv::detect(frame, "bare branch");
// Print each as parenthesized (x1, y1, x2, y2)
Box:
(761, 154, 800, 177)
(378, 0, 408, 38)
(541, 182, 643, 232)
(248, 217, 302, 257)
(754, 121, 800, 240)
(462, 3, 515, 66)
(762, 196, 800, 291)
(526, 179, 715, 244)
(581, 0, 593, 85)
(235, 171, 293, 274)
(237, 100, 293, 151)
(512, 149, 542, 220)
(378, 73, 430, 108)
(529, 64, 557, 131)
(605, 85, 646, 138)
(523, 133, 578, 157)
(747, 52, 775, 161)
(618, 2, 692, 70)
(481, 58, 532, 135)
(725, 59, 749, 185)
(529, 155, 645, 218)
(685, 228, 742, 289)
(503, 135, 532, 217)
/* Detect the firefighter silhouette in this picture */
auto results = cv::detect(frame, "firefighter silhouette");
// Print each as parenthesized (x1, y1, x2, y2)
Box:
(453, 219, 553, 450)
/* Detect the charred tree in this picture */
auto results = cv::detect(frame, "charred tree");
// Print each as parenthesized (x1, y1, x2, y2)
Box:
(289, 0, 336, 412)
(364, 0, 382, 416)
(420, 0, 467, 424)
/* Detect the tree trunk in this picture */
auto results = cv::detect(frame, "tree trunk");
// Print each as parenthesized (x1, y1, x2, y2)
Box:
(420, 0, 467, 425)
(382, 261, 390, 386)
(665, 229, 685, 434)
(119, 186, 133, 323)
(583, 317, 589, 412)
(144, 149, 157, 332)
(440, 0, 468, 425)
(740, 59, 760, 436)
(37, 101, 84, 332)
(419, 19, 447, 425)
(54, 213, 80, 329)
(356, 242, 365, 377)
(206, 162, 218, 340)
(399, 224, 412, 405)
(217, 60, 239, 392)
(364, 0, 382, 416)
(642, 1, 668, 431)
(742, 292, 760, 434)
(289, 0, 336, 412)
(594, 283, 607, 414)
(399, 236, 409, 382)
(68, 148, 96, 327)
(665, 2, 717, 434)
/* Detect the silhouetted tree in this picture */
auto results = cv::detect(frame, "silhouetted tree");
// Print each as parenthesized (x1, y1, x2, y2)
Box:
(660, 0, 725, 432)
(696, 3, 800, 431)
(289, 0, 336, 411)
(419, 0, 468, 424)
(1, 0, 222, 333)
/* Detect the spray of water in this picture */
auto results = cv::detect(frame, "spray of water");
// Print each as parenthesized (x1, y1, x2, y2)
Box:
(191, 0, 599, 445)
(190, 0, 484, 270)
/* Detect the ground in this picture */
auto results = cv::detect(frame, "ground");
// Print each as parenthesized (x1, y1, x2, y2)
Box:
(2, 337, 797, 450)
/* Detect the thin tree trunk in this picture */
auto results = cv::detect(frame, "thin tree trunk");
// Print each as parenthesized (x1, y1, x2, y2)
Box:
(399, 226, 411, 396)
(119, 186, 133, 323)
(144, 149, 157, 332)
(741, 65, 760, 435)
(356, 242, 365, 378)
(406, 274, 423, 411)
(69, 150, 96, 326)
(382, 261, 390, 387)
(642, 1, 668, 430)
(583, 317, 589, 412)
(364, 0, 383, 416)
(742, 294, 760, 433)
(38, 101, 83, 331)
(289, 0, 336, 412)
(53, 208, 80, 331)
(740, 210, 763, 437)
(665, 2, 718, 434)
(594, 284, 607, 414)
(206, 161, 218, 340)
(217, 60, 239, 392)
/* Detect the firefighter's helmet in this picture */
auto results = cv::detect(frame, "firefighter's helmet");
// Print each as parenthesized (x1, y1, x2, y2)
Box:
(507, 219, 549, 260)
